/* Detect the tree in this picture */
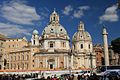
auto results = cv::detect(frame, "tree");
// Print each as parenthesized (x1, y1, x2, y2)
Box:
(118, 0, 120, 9)
(111, 37, 120, 54)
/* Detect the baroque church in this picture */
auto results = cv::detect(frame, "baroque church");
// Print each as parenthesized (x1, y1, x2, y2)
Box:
(31, 10, 96, 70)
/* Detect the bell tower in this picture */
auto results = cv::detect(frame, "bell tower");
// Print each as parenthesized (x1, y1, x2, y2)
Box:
(31, 30, 39, 46)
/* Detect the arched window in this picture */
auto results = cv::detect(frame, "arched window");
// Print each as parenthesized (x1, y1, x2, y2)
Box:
(61, 42, 66, 47)
(53, 16, 55, 21)
(89, 44, 90, 49)
(18, 63, 20, 69)
(81, 44, 83, 49)
(21, 63, 24, 69)
(22, 55, 24, 60)
(33, 40, 35, 45)
(26, 63, 28, 69)
(11, 64, 12, 69)
(14, 64, 16, 69)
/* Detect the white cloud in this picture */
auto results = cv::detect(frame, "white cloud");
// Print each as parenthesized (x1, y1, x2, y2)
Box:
(78, 6, 90, 10)
(62, 5, 73, 15)
(0, 22, 31, 36)
(73, 10, 83, 18)
(73, 6, 90, 18)
(99, 5, 119, 23)
(0, 1, 40, 25)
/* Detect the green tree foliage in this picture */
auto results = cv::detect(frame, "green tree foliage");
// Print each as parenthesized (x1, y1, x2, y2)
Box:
(118, 0, 120, 8)
(111, 37, 120, 54)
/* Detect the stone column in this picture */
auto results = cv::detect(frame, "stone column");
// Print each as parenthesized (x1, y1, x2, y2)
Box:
(37, 58, 39, 68)
(43, 58, 46, 68)
(46, 57, 48, 68)
(102, 27, 109, 66)
(64, 56, 66, 68)
(58, 57, 59, 68)
(66, 56, 69, 69)
(55, 57, 57, 68)
(93, 57, 96, 68)
(71, 55, 73, 69)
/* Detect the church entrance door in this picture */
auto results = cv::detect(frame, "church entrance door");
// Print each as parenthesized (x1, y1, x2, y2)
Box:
(48, 58, 55, 69)
(50, 64, 53, 69)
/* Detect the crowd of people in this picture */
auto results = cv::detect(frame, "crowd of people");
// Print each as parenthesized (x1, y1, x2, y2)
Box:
(0, 73, 37, 80)
(0, 72, 120, 80)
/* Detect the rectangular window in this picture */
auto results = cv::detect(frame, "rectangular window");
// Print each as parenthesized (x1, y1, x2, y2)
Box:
(50, 43, 53, 48)
(49, 41, 54, 48)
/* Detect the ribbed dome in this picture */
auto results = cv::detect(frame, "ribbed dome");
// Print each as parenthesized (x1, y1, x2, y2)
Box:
(72, 21, 92, 42)
(33, 30, 39, 35)
(42, 24, 67, 35)
(72, 31, 92, 42)
(41, 10, 69, 40)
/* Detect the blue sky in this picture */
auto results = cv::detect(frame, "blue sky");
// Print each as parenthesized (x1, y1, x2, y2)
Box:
(0, 0, 119, 45)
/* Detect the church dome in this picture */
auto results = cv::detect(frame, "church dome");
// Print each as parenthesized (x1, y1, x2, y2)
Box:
(42, 24, 67, 35)
(72, 21, 92, 42)
(41, 10, 69, 40)
(33, 29, 39, 35)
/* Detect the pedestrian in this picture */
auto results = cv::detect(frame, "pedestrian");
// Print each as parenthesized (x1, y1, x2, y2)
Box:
(77, 75, 81, 80)
(80, 74, 85, 80)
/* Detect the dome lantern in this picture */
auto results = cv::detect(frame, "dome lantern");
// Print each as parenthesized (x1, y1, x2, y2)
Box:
(50, 9, 59, 24)
(72, 21, 92, 42)
(78, 21, 85, 31)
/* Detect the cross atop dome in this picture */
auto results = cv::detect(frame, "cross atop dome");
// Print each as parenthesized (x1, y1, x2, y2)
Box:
(50, 9, 59, 24)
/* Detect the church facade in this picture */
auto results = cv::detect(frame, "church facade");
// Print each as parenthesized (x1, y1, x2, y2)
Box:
(31, 10, 96, 70)
(31, 10, 71, 70)
(0, 10, 96, 70)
